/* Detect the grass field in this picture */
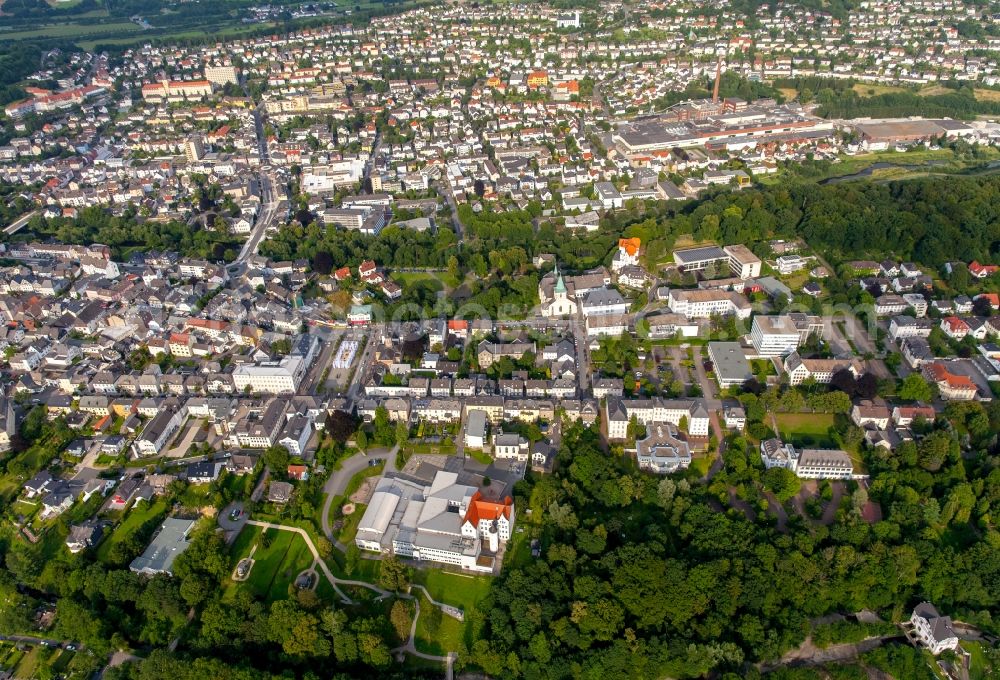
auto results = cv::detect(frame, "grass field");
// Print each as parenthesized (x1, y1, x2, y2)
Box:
(412, 569, 491, 612)
(96, 498, 170, 564)
(414, 593, 466, 656)
(332, 503, 366, 544)
(13, 647, 43, 679)
(962, 640, 995, 680)
(226, 526, 315, 602)
(852, 83, 909, 97)
(775, 412, 837, 448)
(0, 21, 141, 40)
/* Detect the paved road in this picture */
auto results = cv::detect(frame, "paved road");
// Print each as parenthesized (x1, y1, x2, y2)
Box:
(690, 346, 726, 458)
(346, 329, 378, 401)
(0, 635, 80, 649)
(434, 179, 464, 239)
(321, 446, 398, 546)
(236, 170, 282, 264)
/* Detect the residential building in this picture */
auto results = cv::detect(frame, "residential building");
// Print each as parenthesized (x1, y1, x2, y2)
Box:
(134, 407, 181, 456)
(908, 603, 960, 655)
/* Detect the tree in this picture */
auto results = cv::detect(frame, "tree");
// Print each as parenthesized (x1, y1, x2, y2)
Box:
(345, 543, 361, 577)
(356, 430, 368, 452)
(313, 250, 334, 275)
(918, 430, 953, 471)
(830, 369, 857, 396)
(379, 556, 410, 592)
(390, 600, 411, 644)
(326, 410, 360, 443)
(263, 445, 290, 476)
(898, 373, 932, 402)
(372, 406, 394, 446)
(762, 467, 801, 502)
(972, 296, 994, 317)
(395, 420, 409, 447)
(855, 372, 879, 400)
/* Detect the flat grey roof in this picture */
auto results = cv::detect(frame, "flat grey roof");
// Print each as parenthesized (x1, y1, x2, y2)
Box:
(674, 245, 727, 263)
(129, 517, 196, 575)
(708, 342, 753, 384)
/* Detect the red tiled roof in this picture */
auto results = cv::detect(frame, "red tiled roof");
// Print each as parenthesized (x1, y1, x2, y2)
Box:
(463, 491, 513, 526)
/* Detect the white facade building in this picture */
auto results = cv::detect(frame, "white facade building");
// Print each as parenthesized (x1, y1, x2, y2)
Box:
(355, 471, 514, 573)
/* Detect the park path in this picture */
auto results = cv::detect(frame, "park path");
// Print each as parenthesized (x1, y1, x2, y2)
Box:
(244, 520, 462, 676)
(392, 595, 457, 680)
(245, 520, 387, 603)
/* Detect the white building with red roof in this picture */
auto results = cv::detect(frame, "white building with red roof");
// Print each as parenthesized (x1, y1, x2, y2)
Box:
(354, 470, 514, 573)
(923, 362, 978, 401)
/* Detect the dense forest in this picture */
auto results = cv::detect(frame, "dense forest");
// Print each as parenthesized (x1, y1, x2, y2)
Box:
(263, 173, 1000, 284)
(9, 206, 244, 261)
(464, 408, 1000, 679)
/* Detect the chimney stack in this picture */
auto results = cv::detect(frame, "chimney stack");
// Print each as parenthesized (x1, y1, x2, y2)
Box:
(712, 60, 722, 103)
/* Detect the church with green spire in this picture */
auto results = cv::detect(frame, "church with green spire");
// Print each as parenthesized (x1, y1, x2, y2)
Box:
(540, 263, 578, 318)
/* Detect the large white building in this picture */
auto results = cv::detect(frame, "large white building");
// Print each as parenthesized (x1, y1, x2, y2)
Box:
(722, 245, 762, 279)
(749, 314, 823, 357)
(668, 289, 751, 320)
(783, 352, 863, 386)
(672, 244, 761, 280)
(355, 471, 514, 573)
(759, 439, 857, 479)
(605, 397, 710, 440)
(232, 355, 305, 394)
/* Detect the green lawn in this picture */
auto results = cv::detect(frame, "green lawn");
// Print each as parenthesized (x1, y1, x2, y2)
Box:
(267, 534, 315, 602)
(227, 524, 261, 569)
(414, 593, 466, 656)
(690, 456, 712, 477)
(96, 498, 170, 564)
(226, 527, 314, 602)
(0, 21, 140, 40)
(411, 569, 491, 612)
(332, 503, 366, 544)
(962, 641, 995, 680)
(176, 482, 213, 510)
(774, 412, 837, 448)
(13, 646, 43, 679)
(391, 271, 447, 291)
(229, 528, 294, 599)
(465, 448, 492, 465)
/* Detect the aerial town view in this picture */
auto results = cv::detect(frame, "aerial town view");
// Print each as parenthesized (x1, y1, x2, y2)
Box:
(1, 0, 1000, 677)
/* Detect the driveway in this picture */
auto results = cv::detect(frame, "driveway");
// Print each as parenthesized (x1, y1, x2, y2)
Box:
(321, 446, 398, 543)
(218, 501, 248, 538)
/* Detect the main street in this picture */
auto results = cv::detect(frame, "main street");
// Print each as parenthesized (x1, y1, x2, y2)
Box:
(233, 103, 283, 266)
